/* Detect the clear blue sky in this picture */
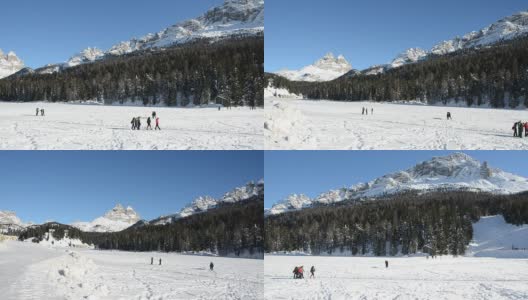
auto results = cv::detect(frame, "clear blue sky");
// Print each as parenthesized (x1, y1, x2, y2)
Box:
(0, 151, 262, 224)
(265, 0, 528, 72)
(0, 0, 223, 68)
(264, 151, 528, 207)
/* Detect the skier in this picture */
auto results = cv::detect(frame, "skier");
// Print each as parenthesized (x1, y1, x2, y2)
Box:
(137, 117, 142, 130)
(518, 121, 524, 138)
(310, 266, 315, 279)
(447, 112, 452, 120)
(155, 117, 161, 130)
(146, 117, 152, 130)
(151, 257, 153, 265)
(159, 258, 162, 266)
(210, 262, 214, 271)
(385, 260, 389, 268)
(36, 108, 39, 116)
(40, 109, 45, 116)
(131, 117, 136, 130)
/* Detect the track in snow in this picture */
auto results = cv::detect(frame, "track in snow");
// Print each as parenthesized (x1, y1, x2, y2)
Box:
(265, 255, 528, 300)
(0, 102, 263, 150)
(265, 97, 528, 150)
(0, 241, 263, 300)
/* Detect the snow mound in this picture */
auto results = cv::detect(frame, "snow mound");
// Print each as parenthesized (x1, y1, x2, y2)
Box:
(267, 153, 528, 215)
(468, 215, 528, 258)
(264, 84, 301, 99)
(264, 99, 316, 148)
(275, 53, 353, 82)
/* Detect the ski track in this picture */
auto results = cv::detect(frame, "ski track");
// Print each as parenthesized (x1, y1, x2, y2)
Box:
(0, 241, 263, 300)
(265, 255, 528, 300)
(0, 102, 263, 150)
(265, 97, 528, 150)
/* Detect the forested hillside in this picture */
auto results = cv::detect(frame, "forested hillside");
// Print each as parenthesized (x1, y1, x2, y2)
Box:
(265, 191, 528, 256)
(20, 196, 264, 257)
(267, 35, 528, 108)
(1, 36, 264, 107)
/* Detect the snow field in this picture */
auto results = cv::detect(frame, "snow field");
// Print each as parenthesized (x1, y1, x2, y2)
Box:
(265, 97, 528, 150)
(0, 101, 263, 150)
(0, 241, 263, 300)
(265, 255, 528, 300)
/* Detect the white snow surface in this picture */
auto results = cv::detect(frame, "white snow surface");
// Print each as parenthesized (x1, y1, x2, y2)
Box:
(71, 204, 141, 233)
(265, 97, 528, 150)
(275, 53, 352, 82)
(0, 240, 263, 300)
(264, 255, 528, 300)
(0, 101, 263, 150)
(0, 49, 24, 79)
(266, 152, 528, 215)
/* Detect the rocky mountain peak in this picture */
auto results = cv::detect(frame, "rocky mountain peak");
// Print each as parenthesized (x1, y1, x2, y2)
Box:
(0, 49, 24, 79)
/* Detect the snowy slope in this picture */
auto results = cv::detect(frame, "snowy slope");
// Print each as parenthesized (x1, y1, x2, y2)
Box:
(152, 180, 264, 225)
(275, 53, 353, 82)
(468, 215, 528, 258)
(267, 153, 528, 215)
(0, 211, 28, 233)
(0, 49, 24, 79)
(66, 47, 105, 67)
(71, 204, 141, 232)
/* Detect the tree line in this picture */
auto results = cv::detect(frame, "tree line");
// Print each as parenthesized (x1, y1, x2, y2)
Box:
(267, 35, 528, 108)
(265, 191, 528, 256)
(19, 197, 264, 258)
(1, 36, 264, 107)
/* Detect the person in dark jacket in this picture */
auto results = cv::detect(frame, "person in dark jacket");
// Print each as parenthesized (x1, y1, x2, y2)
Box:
(146, 117, 152, 130)
(151, 257, 153, 265)
(210, 262, 214, 271)
(36, 108, 39, 116)
(159, 258, 162, 265)
(136, 117, 141, 130)
(385, 260, 389, 268)
(518, 121, 524, 138)
(447, 112, 452, 120)
(152, 111, 156, 120)
(513, 122, 519, 137)
(310, 266, 315, 278)
(293, 266, 298, 279)
(40, 109, 45, 116)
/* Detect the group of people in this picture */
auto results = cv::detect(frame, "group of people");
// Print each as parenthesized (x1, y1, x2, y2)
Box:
(131, 111, 161, 130)
(35, 108, 45, 116)
(361, 107, 373, 115)
(512, 121, 528, 138)
(151, 257, 162, 265)
(292, 266, 316, 279)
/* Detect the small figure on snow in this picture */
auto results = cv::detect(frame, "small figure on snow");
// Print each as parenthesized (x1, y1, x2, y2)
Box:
(371, 108, 373, 115)
(447, 112, 452, 120)
(137, 117, 142, 130)
(36, 108, 39, 116)
(310, 266, 315, 279)
(146, 117, 152, 130)
(40, 109, 45, 116)
(524, 122, 528, 137)
(152, 111, 157, 120)
(362, 107, 365, 115)
(131, 117, 136, 130)
(159, 258, 162, 266)
(151, 257, 153, 265)
(210, 262, 214, 271)
(518, 121, 524, 138)
(513, 122, 518, 137)
(155, 117, 161, 130)
(385, 260, 389, 268)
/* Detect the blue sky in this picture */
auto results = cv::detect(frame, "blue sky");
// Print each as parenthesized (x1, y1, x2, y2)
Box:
(0, 151, 262, 224)
(0, 0, 223, 68)
(265, 0, 528, 71)
(264, 151, 528, 207)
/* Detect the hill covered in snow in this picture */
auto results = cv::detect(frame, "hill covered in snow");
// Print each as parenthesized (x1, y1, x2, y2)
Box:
(275, 53, 352, 82)
(267, 153, 528, 215)
(0, 211, 28, 234)
(71, 204, 141, 233)
(0, 49, 24, 79)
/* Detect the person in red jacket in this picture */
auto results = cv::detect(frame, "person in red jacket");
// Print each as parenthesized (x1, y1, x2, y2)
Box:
(298, 266, 304, 279)
(524, 122, 528, 137)
(155, 117, 161, 130)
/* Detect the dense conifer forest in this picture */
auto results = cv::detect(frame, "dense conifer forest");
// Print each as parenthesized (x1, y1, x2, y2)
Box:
(266, 36, 528, 108)
(19, 197, 264, 257)
(265, 191, 528, 256)
(0, 36, 264, 107)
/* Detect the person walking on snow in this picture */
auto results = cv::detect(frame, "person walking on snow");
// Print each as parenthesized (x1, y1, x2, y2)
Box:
(513, 122, 519, 137)
(131, 117, 136, 130)
(151, 257, 153, 265)
(155, 117, 161, 130)
(210, 262, 214, 271)
(137, 117, 142, 130)
(310, 266, 315, 279)
(152, 111, 156, 120)
(36, 108, 39, 116)
(371, 108, 373, 115)
(447, 112, 452, 120)
(146, 117, 152, 130)
(524, 122, 528, 137)
(159, 258, 162, 266)
(385, 260, 389, 268)
(518, 121, 524, 138)
(362, 107, 365, 115)
(40, 109, 45, 116)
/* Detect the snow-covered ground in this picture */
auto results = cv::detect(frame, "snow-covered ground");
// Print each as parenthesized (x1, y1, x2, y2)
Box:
(265, 97, 528, 150)
(265, 255, 528, 300)
(0, 101, 263, 150)
(0, 240, 263, 300)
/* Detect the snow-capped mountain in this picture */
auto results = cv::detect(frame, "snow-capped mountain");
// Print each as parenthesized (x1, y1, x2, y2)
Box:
(67, 47, 105, 67)
(0, 49, 24, 79)
(152, 180, 264, 225)
(359, 11, 528, 75)
(0, 211, 28, 233)
(71, 204, 141, 232)
(275, 53, 353, 82)
(266, 153, 528, 216)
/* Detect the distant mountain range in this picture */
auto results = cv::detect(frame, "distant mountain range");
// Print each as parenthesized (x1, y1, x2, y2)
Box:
(0, 50, 24, 79)
(274, 10, 528, 82)
(266, 153, 528, 215)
